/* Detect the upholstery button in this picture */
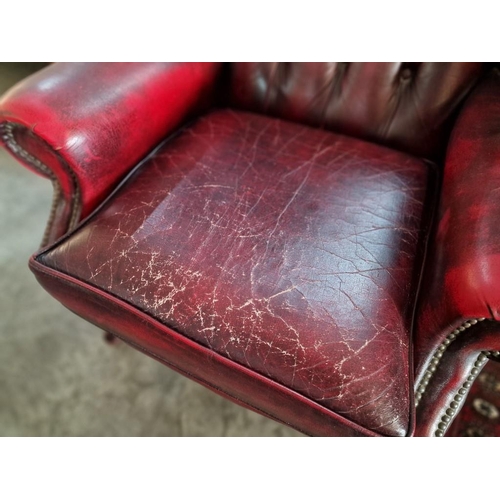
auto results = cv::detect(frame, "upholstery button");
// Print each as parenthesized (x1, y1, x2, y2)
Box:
(400, 68, 413, 80)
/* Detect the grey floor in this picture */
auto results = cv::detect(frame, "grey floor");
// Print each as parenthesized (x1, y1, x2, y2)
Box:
(0, 63, 300, 436)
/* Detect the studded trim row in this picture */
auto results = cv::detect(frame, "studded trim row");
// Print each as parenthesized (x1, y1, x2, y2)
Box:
(0, 121, 81, 246)
(434, 349, 500, 436)
(415, 318, 486, 407)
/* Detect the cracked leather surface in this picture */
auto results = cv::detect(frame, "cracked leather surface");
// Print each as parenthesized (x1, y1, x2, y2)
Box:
(230, 62, 483, 160)
(0, 62, 480, 243)
(37, 109, 433, 436)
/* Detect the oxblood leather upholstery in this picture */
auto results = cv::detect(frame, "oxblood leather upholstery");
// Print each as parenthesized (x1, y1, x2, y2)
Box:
(33, 110, 434, 436)
(1, 62, 499, 437)
(0, 63, 221, 244)
(413, 68, 500, 436)
(417, 69, 500, 361)
(230, 63, 483, 160)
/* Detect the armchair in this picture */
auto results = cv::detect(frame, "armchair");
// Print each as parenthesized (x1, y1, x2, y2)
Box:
(1, 62, 498, 436)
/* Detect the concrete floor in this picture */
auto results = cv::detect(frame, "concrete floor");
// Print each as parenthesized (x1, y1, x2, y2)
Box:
(0, 63, 300, 436)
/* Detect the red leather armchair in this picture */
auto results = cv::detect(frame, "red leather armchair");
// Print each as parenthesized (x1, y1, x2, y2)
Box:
(1, 62, 499, 437)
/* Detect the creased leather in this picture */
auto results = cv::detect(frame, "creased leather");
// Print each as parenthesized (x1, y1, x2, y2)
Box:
(36, 110, 433, 436)
(0, 62, 222, 241)
(229, 62, 483, 160)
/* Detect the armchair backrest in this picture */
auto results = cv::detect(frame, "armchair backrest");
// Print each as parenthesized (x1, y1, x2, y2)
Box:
(229, 62, 483, 160)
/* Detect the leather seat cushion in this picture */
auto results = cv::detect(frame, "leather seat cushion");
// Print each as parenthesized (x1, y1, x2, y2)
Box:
(33, 109, 434, 436)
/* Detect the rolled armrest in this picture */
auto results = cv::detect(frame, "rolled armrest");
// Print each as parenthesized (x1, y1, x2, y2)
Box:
(415, 68, 500, 376)
(0, 62, 222, 244)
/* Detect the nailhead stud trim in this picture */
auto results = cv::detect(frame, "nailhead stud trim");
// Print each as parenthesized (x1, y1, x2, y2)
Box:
(415, 318, 486, 407)
(0, 121, 81, 245)
(434, 351, 489, 437)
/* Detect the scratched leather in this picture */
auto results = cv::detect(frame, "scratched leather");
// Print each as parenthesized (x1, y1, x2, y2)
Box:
(415, 68, 500, 381)
(230, 63, 483, 160)
(39, 109, 432, 436)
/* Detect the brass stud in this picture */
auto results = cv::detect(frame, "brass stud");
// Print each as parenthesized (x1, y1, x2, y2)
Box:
(454, 394, 463, 402)
(435, 430, 444, 437)
(438, 422, 446, 430)
(414, 320, 483, 404)
(450, 401, 459, 409)
(442, 415, 451, 423)
(446, 408, 455, 417)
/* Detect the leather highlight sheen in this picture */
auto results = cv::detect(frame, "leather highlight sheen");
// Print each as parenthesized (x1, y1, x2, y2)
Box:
(0, 62, 222, 241)
(30, 259, 375, 437)
(2, 62, 499, 437)
(415, 69, 500, 382)
(36, 110, 433, 436)
(230, 62, 483, 160)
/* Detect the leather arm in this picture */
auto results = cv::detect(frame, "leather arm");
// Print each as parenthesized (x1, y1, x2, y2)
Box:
(0, 62, 222, 244)
(416, 68, 500, 362)
(413, 69, 500, 434)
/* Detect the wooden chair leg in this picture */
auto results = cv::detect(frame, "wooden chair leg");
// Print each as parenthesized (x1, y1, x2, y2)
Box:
(103, 331, 119, 344)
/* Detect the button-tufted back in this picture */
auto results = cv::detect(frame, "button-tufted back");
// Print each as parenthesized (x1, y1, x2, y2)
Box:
(229, 63, 484, 160)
